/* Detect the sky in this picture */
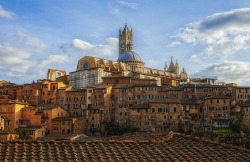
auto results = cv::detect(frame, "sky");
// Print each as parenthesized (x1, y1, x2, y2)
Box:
(1, 0, 250, 85)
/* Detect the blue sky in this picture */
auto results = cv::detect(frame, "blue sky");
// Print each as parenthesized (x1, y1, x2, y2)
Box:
(1, 0, 250, 85)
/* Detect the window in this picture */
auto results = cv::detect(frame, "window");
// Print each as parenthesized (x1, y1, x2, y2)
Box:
(170, 116, 172, 119)
(209, 107, 214, 110)
(81, 97, 85, 101)
(74, 97, 78, 101)
(145, 122, 149, 125)
(217, 100, 219, 103)
(164, 116, 166, 119)
(139, 87, 143, 91)
(216, 107, 221, 110)
(174, 107, 176, 112)
(67, 98, 71, 102)
(163, 108, 168, 112)
(152, 95, 156, 99)
(197, 88, 203, 93)
(145, 115, 149, 119)
(151, 116, 155, 119)
(152, 108, 155, 112)
(8, 107, 12, 111)
(83, 62, 89, 70)
(99, 95, 103, 98)
(158, 108, 162, 112)
(120, 112, 122, 116)
(152, 87, 156, 91)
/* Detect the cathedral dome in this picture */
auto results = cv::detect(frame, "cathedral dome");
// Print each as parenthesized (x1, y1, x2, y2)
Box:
(117, 51, 142, 62)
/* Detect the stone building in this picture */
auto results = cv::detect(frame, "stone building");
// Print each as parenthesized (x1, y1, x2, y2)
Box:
(69, 24, 187, 89)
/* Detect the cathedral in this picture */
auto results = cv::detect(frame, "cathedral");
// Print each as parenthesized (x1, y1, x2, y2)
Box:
(69, 24, 187, 89)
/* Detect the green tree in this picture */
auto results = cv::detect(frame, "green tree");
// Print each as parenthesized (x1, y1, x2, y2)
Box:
(241, 117, 250, 134)
(17, 130, 32, 140)
(231, 115, 242, 133)
(231, 115, 250, 133)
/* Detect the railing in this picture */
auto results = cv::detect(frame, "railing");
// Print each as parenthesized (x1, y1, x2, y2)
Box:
(129, 104, 150, 109)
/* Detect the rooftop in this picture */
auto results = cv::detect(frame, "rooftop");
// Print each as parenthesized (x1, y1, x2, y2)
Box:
(0, 132, 249, 161)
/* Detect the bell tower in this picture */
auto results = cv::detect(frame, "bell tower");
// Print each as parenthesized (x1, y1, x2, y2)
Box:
(119, 24, 133, 56)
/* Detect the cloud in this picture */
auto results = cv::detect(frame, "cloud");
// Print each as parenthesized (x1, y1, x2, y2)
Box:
(72, 37, 118, 57)
(0, 32, 73, 83)
(168, 41, 181, 47)
(175, 8, 250, 59)
(0, 44, 35, 73)
(15, 32, 48, 51)
(38, 55, 73, 68)
(6, 72, 37, 82)
(190, 61, 250, 85)
(118, 1, 137, 9)
(0, 4, 15, 19)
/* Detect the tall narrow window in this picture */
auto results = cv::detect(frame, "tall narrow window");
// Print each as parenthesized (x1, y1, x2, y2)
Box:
(83, 62, 89, 70)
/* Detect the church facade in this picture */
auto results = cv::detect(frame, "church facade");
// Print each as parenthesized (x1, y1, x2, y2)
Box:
(69, 25, 187, 89)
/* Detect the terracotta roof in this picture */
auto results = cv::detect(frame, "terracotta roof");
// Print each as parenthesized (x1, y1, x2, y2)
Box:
(0, 132, 249, 161)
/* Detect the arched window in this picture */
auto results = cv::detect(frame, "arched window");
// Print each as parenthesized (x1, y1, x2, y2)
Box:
(83, 62, 89, 70)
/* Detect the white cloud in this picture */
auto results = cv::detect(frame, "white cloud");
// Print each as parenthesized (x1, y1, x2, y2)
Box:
(72, 37, 118, 57)
(190, 61, 250, 85)
(0, 44, 35, 73)
(0, 4, 15, 19)
(175, 8, 250, 59)
(118, 1, 137, 9)
(6, 72, 37, 82)
(168, 41, 181, 47)
(15, 32, 48, 51)
(38, 55, 73, 68)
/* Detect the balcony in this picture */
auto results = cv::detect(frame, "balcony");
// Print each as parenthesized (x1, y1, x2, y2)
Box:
(129, 104, 150, 109)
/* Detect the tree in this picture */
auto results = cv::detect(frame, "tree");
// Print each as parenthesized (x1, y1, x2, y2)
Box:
(241, 117, 250, 134)
(231, 115, 242, 133)
(17, 130, 32, 140)
(231, 115, 250, 133)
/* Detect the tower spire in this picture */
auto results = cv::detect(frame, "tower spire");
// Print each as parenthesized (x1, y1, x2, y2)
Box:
(119, 23, 133, 56)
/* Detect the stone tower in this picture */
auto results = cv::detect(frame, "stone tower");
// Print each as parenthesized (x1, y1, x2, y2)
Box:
(119, 24, 133, 56)
(175, 60, 179, 77)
